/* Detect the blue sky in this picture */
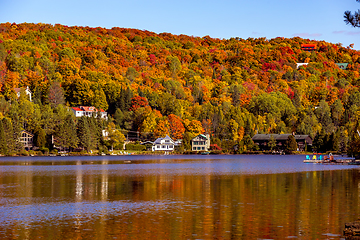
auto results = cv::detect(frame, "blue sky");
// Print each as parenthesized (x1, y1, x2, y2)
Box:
(1, 0, 360, 49)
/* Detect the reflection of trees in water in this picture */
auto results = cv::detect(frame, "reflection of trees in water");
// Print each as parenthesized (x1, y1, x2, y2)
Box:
(1, 162, 360, 239)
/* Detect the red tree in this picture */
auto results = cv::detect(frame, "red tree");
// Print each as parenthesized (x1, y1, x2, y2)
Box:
(168, 114, 185, 140)
(130, 96, 149, 111)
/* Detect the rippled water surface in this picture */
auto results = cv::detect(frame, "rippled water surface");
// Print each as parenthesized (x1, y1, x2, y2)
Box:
(0, 154, 359, 239)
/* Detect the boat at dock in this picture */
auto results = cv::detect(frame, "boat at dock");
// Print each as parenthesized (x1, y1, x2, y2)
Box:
(304, 153, 360, 165)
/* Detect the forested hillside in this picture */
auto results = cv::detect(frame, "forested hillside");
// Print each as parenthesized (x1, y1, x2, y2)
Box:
(0, 22, 360, 154)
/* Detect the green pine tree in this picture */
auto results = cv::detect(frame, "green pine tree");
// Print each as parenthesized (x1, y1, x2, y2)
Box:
(77, 116, 92, 151)
(285, 135, 298, 154)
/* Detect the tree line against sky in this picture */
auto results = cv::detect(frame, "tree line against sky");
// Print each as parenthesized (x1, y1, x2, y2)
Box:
(0, 22, 360, 155)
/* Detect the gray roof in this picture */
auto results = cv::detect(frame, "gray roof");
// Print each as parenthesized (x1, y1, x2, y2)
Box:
(252, 134, 311, 141)
(154, 135, 174, 144)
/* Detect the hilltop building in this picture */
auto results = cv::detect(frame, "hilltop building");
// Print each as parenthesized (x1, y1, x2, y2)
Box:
(14, 86, 32, 102)
(71, 106, 107, 119)
(296, 63, 309, 69)
(336, 63, 349, 70)
(301, 44, 316, 51)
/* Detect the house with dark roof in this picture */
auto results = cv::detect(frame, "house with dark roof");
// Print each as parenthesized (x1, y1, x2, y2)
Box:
(71, 106, 107, 119)
(252, 134, 312, 151)
(152, 135, 175, 151)
(191, 134, 210, 151)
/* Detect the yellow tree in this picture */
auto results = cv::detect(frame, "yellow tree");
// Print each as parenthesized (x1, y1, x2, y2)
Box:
(183, 119, 204, 139)
(229, 119, 239, 141)
(140, 109, 158, 133)
(106, 122, 126, 151)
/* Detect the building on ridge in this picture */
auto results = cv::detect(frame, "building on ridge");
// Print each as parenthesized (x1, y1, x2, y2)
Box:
(71, 106, 107, 119)
(14, 86, 32, 102)
(301, 44, 316, 51)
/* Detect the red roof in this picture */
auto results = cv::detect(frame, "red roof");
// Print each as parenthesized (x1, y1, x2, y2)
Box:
(72, 106, 105, 112)
(81, 106, 97, 112)
(301, 44, 316, 47)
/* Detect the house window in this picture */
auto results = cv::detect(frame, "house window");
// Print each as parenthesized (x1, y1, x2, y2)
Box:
(156, 145, 160, 149)
(169, 145, 173, 148)
(162, 145, 165, 148)
(193, 147, 196, 150)
(202, 147, 205, 150)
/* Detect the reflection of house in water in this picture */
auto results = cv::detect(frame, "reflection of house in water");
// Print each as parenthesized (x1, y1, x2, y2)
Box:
(20, 130, 34, 150)
(252, 134, 312, 151)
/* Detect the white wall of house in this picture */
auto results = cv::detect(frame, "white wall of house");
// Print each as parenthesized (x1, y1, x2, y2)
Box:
(152, 135, 175, 151)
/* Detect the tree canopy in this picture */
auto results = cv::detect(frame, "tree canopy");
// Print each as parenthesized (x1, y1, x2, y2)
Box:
(0, 23, 360, 155)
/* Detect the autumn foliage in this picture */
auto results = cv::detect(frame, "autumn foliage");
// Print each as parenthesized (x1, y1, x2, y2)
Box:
(0, 22, 360, 153)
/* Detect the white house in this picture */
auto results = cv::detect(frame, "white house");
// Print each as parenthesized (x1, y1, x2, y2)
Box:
(296, 63, 308, 69)
(152, 135, 175, 151)
(14, 86, 32, 102)
(191, 134, 211, 151)
(71, 106, 107, 119)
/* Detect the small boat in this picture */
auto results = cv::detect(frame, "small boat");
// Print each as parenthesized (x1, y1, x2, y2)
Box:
(201, 151, 210, 155)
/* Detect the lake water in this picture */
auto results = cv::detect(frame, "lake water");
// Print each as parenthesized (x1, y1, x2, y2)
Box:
(0, 154, 359, 239)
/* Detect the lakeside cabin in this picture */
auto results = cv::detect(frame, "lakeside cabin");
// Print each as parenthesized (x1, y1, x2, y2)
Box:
(152, 135, 175, 152)
(191, 134, 211, 151)
(252, 134, 312, 151)
(19, 130, 34, 150)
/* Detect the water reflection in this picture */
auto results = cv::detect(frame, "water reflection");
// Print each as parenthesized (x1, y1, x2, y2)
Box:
(0, 155, 359, 239)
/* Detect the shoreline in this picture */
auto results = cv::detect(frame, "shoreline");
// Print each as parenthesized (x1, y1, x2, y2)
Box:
(0, 151, 321, 157)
